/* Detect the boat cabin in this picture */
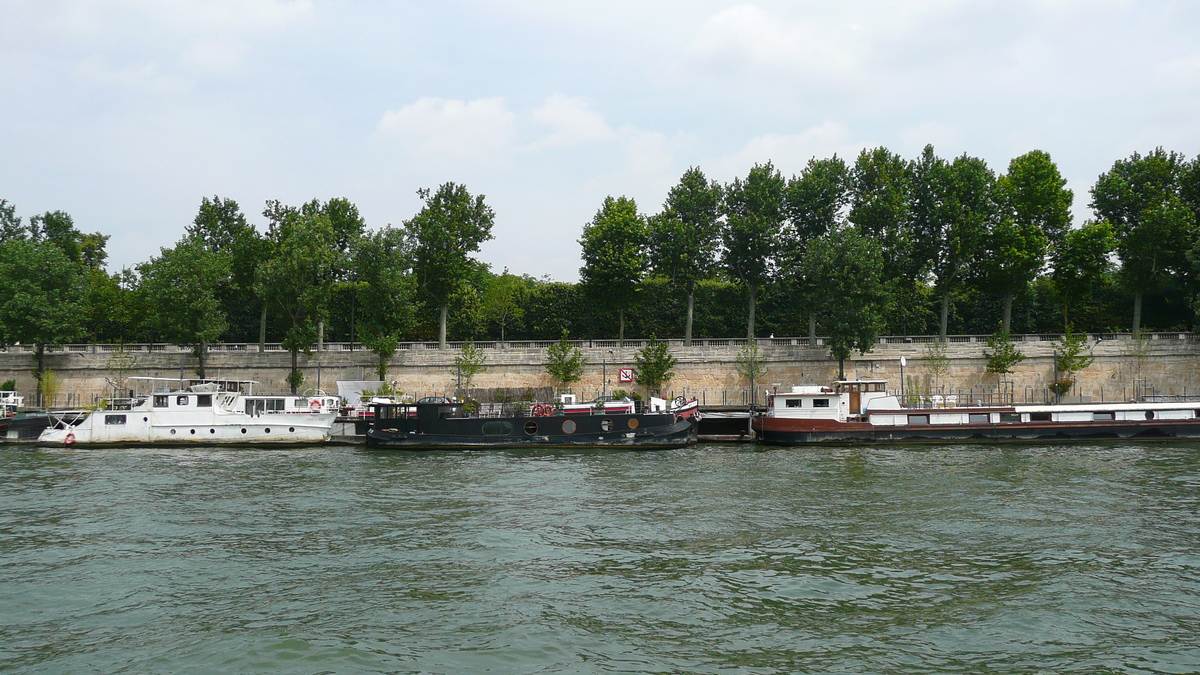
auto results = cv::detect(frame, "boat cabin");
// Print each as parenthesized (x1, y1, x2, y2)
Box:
(767, 380, 900, 422)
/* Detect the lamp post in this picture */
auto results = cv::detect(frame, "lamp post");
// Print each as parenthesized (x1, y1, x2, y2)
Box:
(900, 356, 907, 404)
(602, 349, 614, 399)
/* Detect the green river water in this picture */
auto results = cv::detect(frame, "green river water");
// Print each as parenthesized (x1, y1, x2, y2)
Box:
(2, 443, 1199, 674)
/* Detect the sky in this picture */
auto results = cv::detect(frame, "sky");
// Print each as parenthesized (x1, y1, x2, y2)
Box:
(2, 0, 1198, 281)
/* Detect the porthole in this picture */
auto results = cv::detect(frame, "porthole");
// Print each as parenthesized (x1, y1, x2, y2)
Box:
(265, 428, 270, 433)
(289, 427, 295, 432)
(1146, 411, 1155, 420)
(562, 420, 576, 434)
(241, 428, 247, 434)
(600, 419, 613, 432)
(627, 418, 639, 429)
(524, 421, 538, 435)
(210, 429, 215, 434)
(190, 429, 195, 435)
(143, 417, 148, 422)
(170, 429, 176, 435)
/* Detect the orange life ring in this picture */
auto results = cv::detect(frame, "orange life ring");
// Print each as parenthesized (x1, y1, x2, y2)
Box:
(65, 432, 75, 446)
(539, 405, 553, 417)
(531, 404, 544, 417)
(309, 399, 321, 412)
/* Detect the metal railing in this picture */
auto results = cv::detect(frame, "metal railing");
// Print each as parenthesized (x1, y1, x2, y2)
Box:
(2, 331, 1195, 355)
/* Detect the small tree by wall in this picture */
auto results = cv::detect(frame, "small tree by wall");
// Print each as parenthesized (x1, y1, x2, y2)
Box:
(633, 336, 677, 397)
(454, 341, 487, 395)
(1050, 328, 1094, 399)
(545, 332, 585, 392)
(984, 329, 1026, 385)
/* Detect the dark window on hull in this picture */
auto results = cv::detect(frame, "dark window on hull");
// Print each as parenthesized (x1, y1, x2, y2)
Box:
(1030, 412, 1051, 421)
(1000, 413, 1020, 422)
(105, 414, 126, 425)
(969, 413, 989, 423)
(483, 421, 513, 436)
(908, 415, 929, 425)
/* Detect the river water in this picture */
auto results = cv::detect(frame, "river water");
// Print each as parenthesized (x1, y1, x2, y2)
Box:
(2, 443, 1199, 674)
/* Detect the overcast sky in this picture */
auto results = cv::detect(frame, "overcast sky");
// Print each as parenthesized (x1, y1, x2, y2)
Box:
(2, 1, 1198, 280)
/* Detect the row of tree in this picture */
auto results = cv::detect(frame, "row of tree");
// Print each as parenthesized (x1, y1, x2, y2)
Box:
(1, 146, 1197, 396)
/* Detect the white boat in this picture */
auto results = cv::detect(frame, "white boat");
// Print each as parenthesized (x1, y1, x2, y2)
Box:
(38, 378, 339, 447)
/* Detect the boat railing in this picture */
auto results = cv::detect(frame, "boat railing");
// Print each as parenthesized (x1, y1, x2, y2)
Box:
(900, 391, 1015, 409)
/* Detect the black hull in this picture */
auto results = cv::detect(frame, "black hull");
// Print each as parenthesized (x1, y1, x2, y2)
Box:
(756, 420, 1200, 445)
(366, 413, 698, 450)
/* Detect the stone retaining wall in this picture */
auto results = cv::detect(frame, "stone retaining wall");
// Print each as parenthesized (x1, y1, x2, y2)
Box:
(3, 337, 1197, 407)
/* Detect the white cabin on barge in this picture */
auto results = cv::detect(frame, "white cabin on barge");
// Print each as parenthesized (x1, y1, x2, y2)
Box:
(766, 380, 900, 423)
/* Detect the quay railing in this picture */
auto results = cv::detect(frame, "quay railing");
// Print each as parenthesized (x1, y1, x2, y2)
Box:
(3, 331, 1196, 355)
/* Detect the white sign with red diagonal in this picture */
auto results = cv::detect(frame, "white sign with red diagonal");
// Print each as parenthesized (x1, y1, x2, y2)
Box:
(618, 368, 634, 383)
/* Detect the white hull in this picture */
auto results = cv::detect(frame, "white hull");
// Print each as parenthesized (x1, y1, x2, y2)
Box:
(38, 385, 340, 447)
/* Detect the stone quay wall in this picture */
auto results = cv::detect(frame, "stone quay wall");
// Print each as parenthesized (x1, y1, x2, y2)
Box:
(2, 334, 1198, 407)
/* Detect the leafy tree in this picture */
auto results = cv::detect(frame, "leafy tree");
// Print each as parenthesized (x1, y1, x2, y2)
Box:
(912, 147, 995, 339)
(798, 226, 886, 378)
(546, 331, 586, 389)
(1051, 220, 1116, 329)
(28, 210, 109, 270)
(849, 147, 924, 335)
(404, 183, 496, 349)
(647, 167, 723, 346)
(0, 238, 85, 404)
(782, 155, 851, 345)
(188, 196, 270, 343)
(454, 341, 487, 394)
(139, 238, 232, 378)
(354, 226, 416, 379)
(633, 336, 677, 396)
(984, 329, 1027, 381)
(579, 195, 648, 346)
(481, 268, 529, 341)
(0, 199, 22, 242)
(1091, 148, 1198, 333)
(1050, 328, 1094, 398)
(255, 207, 338, 393)
(722, 161, 785, 339)
(983, 150, 1071, 332)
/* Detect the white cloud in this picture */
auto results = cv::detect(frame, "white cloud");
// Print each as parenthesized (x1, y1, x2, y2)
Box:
(712, 122, 861, 177)
(377, 97, 517, 164)
(689, 4, 860, 81)
(528, 94, 615, 149)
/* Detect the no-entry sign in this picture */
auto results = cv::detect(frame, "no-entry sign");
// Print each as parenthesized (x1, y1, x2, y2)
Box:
(618, 368, 634, 383)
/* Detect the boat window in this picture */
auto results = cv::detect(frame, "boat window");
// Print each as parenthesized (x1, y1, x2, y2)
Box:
(1030, 412, 1051, 421)
(267, 398, 286, 412)
(813, 399, 830, 408)
(482, 421, 513, 436)
(600, 419, 613, 432)
(176, 396, 189, 406)
(154, 395, 168, 408)
(628, 418, 639, 429)
(523, 421, 538, 435)
(562, 420, 576, 434)
(907, 414, 929, 425)
(1000, 413, 1021, 422)
(786, 399, 801, 408)
(1145, 411, 1154, 420)
(105, 414, 126, 425)
(969, 413, 989, 423)
(245, 399, 265, 416)
(1093, 412, 1114, 421)
(196, 395, 212, 407)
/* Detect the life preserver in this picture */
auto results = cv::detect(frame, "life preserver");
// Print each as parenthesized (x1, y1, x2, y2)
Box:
(531, 404, 544, 417)
(539, 405, 554, 417)
(309, 399, 321, 412)
(65, 432, 75, 446)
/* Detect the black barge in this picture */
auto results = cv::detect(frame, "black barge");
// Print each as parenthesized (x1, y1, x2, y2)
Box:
(364, 398, 699, 450)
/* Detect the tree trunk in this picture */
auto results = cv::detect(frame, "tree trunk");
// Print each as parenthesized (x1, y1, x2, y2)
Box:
(290, 348, 299, 394)
(618, 310, 625, 347)
(838, 356, 845, 380)
(1132, 292, 1143, 336)
(747, 286, 757, 340)
(808, 310, 817, 347)
(258, 305, 267, 351)
(197, 342, 207, 379)
(439, 304, 448, 350)
(684, 290, 695, 347)
(939, 290, 950, 341)
(1002, 292, 1013, 334)
(34, 343, 45, 408)
(317, 321, 324, 352)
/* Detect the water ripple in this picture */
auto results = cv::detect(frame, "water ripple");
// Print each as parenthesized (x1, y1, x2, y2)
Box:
(2, 444, 1200, 673)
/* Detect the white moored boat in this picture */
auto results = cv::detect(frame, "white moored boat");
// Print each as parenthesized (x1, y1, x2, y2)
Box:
(38, 378, 339, 447)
